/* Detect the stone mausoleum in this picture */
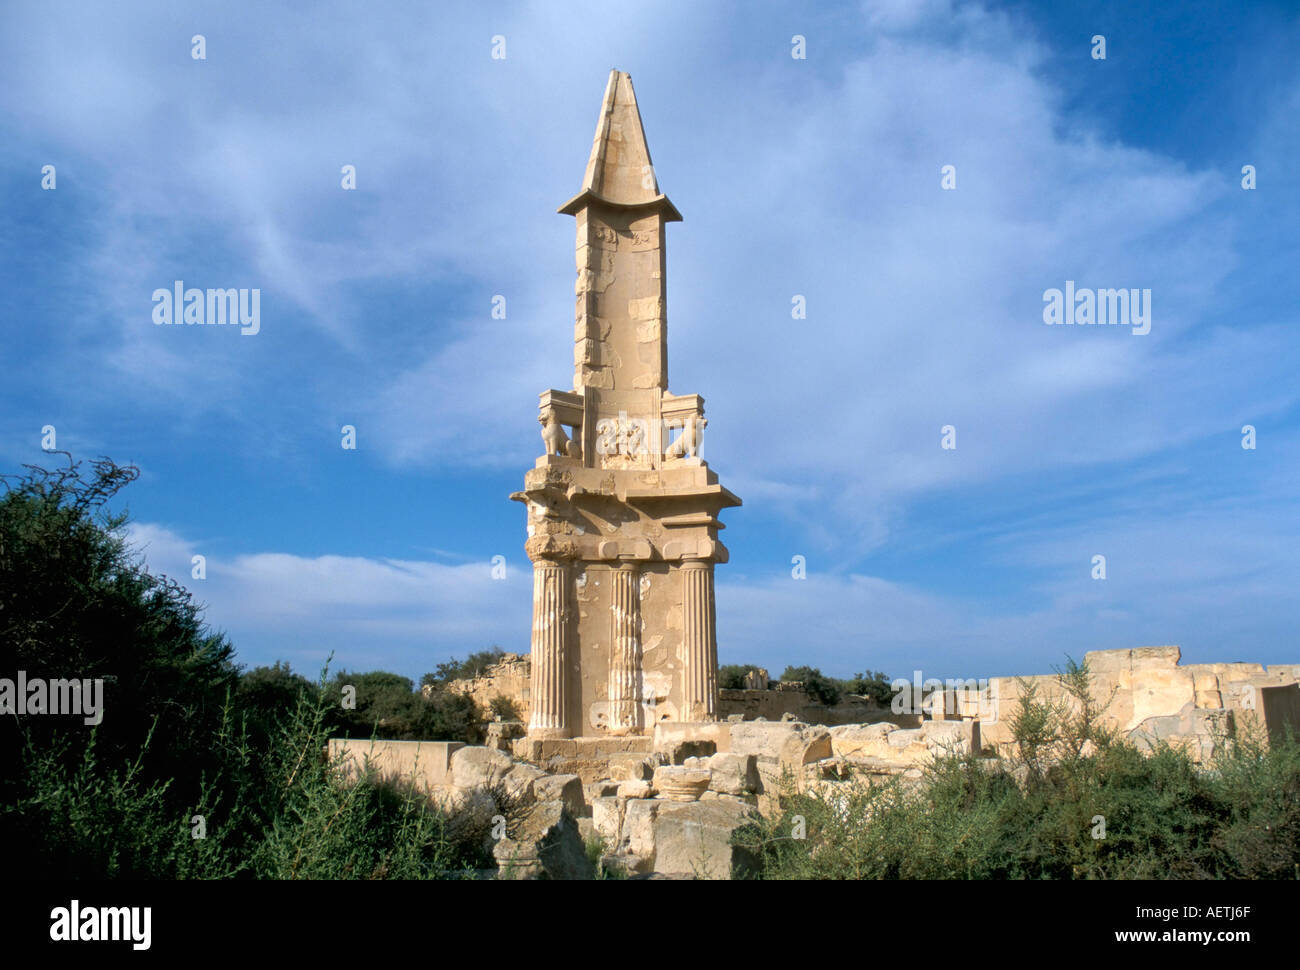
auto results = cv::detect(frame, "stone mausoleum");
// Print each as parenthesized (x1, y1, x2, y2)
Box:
(511, 70, 740, 741)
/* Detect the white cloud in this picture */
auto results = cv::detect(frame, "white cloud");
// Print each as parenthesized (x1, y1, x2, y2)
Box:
(126, 522, 530, 677)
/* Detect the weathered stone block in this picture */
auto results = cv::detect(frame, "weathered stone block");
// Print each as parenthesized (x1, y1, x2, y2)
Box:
(652, 800, 757, 879)
(585, 780, 619, 803)
(728, 721, 797, 760)
(829, 722, 897, 759)
(652, 766, 712, 801)
(617, 780, 654, 799)
(494, 800, 589, 880)
(328, 739, 464, 790)
(503, 762, 546, 803)
(652, 722, 731, 760)
(591, 796, 625, 843)
(608, 753, 656, 781)
(921, 719, 980, 757)
(706, 752, 759, 795)
(620, 798, 661, 860)
(534, 772, 585, 817)
(778, 725, 832, 772)
(664, 739, 717, 764)
(451, 745, 514, 789)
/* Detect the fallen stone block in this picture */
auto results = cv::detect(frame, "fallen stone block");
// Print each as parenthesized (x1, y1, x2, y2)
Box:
(600, 852, 649, 877)
(887, 728, 924, 750)
(922, 719, 980, 757)
(451, 745, 514, 789)
(494, 800, 590, 880)
(829, 722, 898, 759)
(543, 756, 639, 784)
(591, 796, 626, 843)
(652, 722, 730, 762)
(699, 791, 756, 808)
(729, 721, 805, 761)
(706, 752, 759, 795)
(484, 720, 526, 752)
(620, 798, 661, 862)
(617, 780, 653, 799)
(779, 726, 832, 776)
(608, 754, 657, 781)
(652, 766, 711, 801)
(729, 721, 832, 772)
(503, 763, 545, 804)
(534, 772, 586, 817)
(663, 739, 717, 764)
(328, 739, 464, 790)
(652, 800, 758, 880)
(585, 780, 619, 803)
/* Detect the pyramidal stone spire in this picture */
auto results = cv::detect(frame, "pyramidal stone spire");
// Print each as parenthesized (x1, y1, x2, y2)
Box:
(559, 70, 683, 216)
(512, 70, 740, 749)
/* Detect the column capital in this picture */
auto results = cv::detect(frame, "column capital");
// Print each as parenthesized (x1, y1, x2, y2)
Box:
(525, 535, 580, 563)
(530, 554, 571, 567)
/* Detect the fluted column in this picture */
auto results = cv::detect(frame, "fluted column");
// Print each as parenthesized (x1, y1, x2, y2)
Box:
(528, 558, 571, 738)
(608, 562, 643, 734)
(681, 558, 718, 721)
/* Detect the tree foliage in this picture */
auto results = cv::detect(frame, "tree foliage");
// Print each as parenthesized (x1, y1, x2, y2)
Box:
(0, 455, 491, 877)
(779, 665, 842, 706)
(0, 455, 240, 841)
(426, 648, 508, 685)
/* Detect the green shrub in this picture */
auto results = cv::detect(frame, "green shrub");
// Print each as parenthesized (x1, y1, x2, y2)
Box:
(488, 694, 522, 721)
(719, 664, 765, 690)
(843, 670, 894, 706)
(327, 671, 481, 743)
(427, 649, 507, 685)
(0, 455, 241, 853)
(779, 666, 841, 706)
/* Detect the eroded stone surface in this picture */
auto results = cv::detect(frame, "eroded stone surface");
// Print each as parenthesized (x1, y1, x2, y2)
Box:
(652, 766, 711, 801)
(533, 772, 585, 817)
(652, 800, 757, 879)
(451, 745, 514, 789)
(494, 800, 589, 881)
(704, 752, 759, 796)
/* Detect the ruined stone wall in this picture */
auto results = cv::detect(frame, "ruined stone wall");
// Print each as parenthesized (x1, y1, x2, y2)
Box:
(328, 738, 463, 791)
(965, 646, 1300, 761)
(443, 645, 1300, 760)
(441, 654, 532, 719)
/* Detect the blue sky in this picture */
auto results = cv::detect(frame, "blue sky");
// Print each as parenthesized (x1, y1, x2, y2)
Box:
(2, 0, 1297, 684)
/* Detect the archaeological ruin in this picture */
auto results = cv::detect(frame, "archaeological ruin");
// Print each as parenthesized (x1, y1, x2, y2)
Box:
(328, 70, 1300, 880)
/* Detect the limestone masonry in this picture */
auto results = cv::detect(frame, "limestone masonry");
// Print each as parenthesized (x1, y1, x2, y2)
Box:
(510, 70, 740, 740)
